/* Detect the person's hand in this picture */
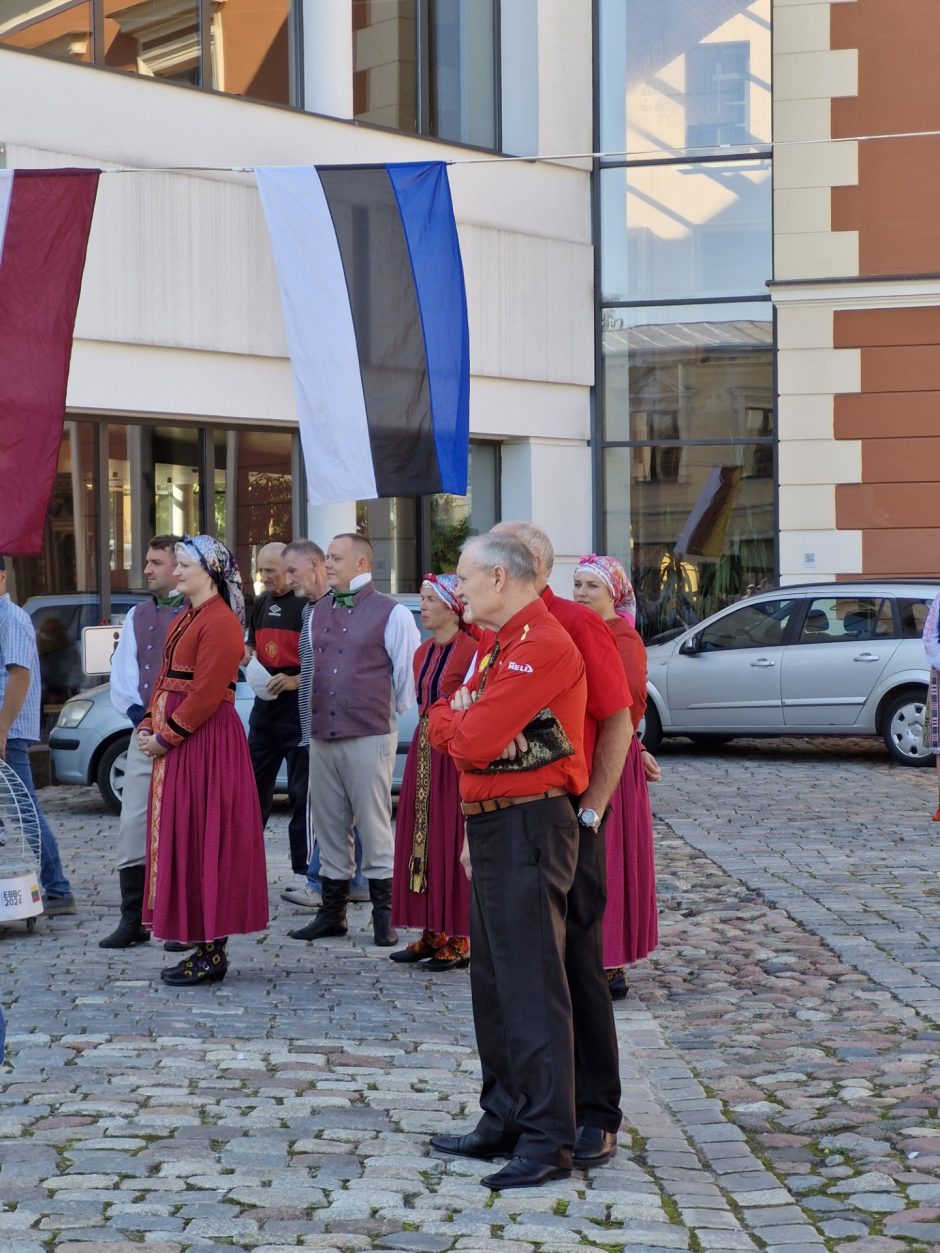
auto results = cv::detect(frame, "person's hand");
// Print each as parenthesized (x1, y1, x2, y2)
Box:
(267, 673, 299, 696)
(137, 731, 168, 759)
(642, 749, 661, 783)
(498, 731, 528, 761)
(136, 728, 152, 749)
(450, 686, 477, 712)
(459, 830, 472, 881)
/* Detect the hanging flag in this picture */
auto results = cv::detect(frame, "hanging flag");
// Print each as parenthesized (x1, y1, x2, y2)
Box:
(0, 168, 100, 554)
(256, 162, 470, 506)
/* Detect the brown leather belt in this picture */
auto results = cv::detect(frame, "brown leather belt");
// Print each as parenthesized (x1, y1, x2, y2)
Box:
(460, 787, 568, 817)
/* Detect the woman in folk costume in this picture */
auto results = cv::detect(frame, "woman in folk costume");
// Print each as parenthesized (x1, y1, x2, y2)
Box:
(390, 573, 478, 971)
(138, 535, 268, 986)
(574, 554, 660, 999)
(922, 590, 940, 819)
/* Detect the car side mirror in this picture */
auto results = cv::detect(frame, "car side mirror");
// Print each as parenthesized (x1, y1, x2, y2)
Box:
(680, 633, 701, 656)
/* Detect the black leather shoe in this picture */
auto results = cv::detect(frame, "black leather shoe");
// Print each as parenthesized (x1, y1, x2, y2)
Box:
(481, 1156, 571, 1190)
(430, 1130, 518, 1160)
(164, 941, 196, 952)
(573, 1125, 618, 1167)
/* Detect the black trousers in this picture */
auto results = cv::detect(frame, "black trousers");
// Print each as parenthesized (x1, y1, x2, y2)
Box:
(249, 711, 310, 875)
(566, 821, 623, 1132)
(467, 795, 581, 1168)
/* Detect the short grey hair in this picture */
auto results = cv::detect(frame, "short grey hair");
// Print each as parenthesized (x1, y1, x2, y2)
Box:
(461, 534, 537, 583)
(283, 539, 325, 562)
(491, 521, 555, 575)
(257, 541, 286, 561)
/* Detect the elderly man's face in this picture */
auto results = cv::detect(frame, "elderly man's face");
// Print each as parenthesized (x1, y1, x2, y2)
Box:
(456, 553, 501, 629)
(284, 553, 328, 601)
(257, 552, 288, 594)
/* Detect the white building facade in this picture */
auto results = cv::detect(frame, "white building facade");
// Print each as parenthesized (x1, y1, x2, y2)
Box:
(0, 0, 595, 604)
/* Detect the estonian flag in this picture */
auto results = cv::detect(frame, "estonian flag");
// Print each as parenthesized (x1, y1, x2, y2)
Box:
(256, 162, 470, 506)
(0, 169, 100, 554)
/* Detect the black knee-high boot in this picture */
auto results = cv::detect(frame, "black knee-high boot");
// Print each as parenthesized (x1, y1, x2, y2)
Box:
(99, 865, 151, 948)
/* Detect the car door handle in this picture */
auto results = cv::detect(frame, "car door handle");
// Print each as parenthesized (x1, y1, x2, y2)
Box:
(750, 658, 775, 668)
(853, 653, 880, 663)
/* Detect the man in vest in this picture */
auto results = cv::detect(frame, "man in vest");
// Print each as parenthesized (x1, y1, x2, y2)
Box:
(289, 532, 419, 948)
(100, 534, 184, 948)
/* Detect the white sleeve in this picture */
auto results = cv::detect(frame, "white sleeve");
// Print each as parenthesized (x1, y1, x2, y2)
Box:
(923, 594, 940, 670)
(109, 605, 141, 716)
(385, 603, 421, 715)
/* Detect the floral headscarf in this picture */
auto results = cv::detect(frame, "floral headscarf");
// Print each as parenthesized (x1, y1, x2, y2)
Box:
(575, 554, 637, 625)
(422, 572, 463, 619)
(177, 535, 245, 626)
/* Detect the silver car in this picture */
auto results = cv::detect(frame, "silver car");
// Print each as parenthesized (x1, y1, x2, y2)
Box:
(641, 581, 940, 766)
(50, 596, 425, 810)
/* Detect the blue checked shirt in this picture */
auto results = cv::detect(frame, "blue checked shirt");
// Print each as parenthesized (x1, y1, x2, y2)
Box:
(0, 593, 42, 742)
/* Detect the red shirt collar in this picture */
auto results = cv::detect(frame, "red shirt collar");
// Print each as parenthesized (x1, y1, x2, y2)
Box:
(495, 596, 548, 649)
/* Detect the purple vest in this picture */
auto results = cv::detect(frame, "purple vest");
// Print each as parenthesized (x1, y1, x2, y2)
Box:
(309, 584, 396, 740)
(133, 598, 185, 706)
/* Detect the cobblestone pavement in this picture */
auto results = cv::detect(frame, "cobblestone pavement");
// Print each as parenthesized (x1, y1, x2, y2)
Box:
(2, 736, 939, 1253)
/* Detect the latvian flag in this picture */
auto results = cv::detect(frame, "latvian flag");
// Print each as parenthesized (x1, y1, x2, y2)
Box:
(256, 163, 470, 505)
(0, 169, 100, 554)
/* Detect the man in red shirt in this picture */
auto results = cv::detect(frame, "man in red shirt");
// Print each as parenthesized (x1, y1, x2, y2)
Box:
(491, 521, 631, 1171)
(429, 534, 589, 1190)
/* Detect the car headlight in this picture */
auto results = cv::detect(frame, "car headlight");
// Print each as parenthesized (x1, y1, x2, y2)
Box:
(56, 700, 94, 729)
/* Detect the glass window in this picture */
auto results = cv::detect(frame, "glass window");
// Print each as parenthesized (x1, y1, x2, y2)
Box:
(210, 0, 294, 104)
(600, 161, 772, 303)
(212, 428, 294, 603)
(698, 598, 797, 651)
(605, 441, 774, 638)
(352, 0, 498, 148)
(598, 0, 771, 158)
(898, 597, 931, 639)
(0, 0, 93, 63)
(102, 0, 200, 83)
(796, 597, 893, 645)
(430, 441, 500, 570)
(602, 304, 773, 443)
(353, 0, 418, 132)
(426, 0, 496, 147)
(359, 496, 421, 594)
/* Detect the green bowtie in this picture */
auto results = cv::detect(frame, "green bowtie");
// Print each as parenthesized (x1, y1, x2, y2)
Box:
(333, 590, 356, 609)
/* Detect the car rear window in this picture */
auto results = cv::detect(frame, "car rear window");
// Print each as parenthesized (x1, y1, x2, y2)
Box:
(897, 597, 932, 639)
(796, 597, 893, 644)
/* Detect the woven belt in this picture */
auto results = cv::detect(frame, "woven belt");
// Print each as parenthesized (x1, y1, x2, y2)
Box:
(460, 787, 568, 817)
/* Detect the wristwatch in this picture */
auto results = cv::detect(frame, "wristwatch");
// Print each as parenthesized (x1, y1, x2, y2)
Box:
(577, 807, 601, 833)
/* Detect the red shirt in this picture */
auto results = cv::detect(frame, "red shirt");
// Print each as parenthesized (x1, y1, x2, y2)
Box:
(428, 597, 588, 801)
(607, 617, 647, 730)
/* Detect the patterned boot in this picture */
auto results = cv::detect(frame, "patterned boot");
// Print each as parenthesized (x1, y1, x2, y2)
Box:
(161, 939, 228, 986)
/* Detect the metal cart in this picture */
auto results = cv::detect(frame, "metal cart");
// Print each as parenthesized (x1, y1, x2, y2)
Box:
(0, 759, 43, 934)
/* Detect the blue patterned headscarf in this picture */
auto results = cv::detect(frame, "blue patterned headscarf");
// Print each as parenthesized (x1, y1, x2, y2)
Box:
(177, 535, 245, 626)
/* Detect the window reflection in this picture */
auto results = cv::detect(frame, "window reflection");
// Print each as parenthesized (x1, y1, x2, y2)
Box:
(0, 0, 93, 62)
(605, 441, 775, 640)
(102, 0, 200, 82)
(352, 0, 498, 148)
(598, 0, 771, 158)
(601, 160, 772, 303)
(211, 0, 293, 105)
(602, 305, 773, 443)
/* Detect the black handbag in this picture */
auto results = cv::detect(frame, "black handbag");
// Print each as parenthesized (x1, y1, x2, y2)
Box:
(470, 707, 574, 774)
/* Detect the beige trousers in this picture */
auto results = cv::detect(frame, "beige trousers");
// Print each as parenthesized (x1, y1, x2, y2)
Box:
(307, 732, 396, 880)
(116, 731, 152, 870)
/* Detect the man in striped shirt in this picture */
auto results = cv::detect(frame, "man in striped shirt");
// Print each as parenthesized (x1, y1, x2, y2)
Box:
(0, 556, 75, 914)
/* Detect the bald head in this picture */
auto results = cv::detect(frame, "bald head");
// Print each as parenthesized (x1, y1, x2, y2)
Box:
(256, 542, 289, 595)
(491, 522, 554, 590)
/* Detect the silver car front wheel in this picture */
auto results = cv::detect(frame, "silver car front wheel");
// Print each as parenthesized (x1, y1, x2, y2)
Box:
(882, 690, 932, 767)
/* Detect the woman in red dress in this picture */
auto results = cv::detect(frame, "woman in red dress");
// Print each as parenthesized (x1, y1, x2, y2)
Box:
(391, 573, 478, 971)
(138, 535, 268, 986)
(574, 555, 659, 998)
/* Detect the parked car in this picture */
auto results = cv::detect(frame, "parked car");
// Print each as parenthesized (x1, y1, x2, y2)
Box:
(50, 595, 426, 811)
(640, 581, 940, 766)
(24, 593, 148, 737)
